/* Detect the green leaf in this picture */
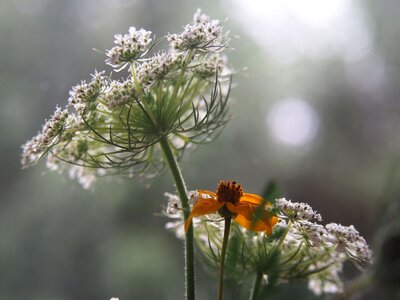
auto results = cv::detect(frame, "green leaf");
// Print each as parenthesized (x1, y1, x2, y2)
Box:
(262, 180, 281, 203)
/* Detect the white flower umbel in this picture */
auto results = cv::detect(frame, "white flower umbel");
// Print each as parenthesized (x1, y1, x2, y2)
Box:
(275, 197, 322, 221)
(308, 261, 344, 296)
(165, 192, 181, 215)
(167, 9, 227, 52)
(106, 27, 152, 69)
(165, 193, 373, 296)
(22, 10, 233, 189)
(21, 106, 69, 168)
(326, 223, 372, 267)
(68, 71, 108, 113)
(136, 52, 184, 87)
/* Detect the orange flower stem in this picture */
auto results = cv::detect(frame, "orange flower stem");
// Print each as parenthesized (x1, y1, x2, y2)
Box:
(218, 217, 232, 300)
(159, 137, 195, 300)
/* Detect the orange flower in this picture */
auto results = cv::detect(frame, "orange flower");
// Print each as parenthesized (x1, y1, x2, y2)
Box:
(185, 180, 278, 235)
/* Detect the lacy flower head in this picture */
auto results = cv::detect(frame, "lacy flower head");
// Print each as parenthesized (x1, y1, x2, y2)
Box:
(167, 9, 227, 52)
(105, 27, 152, 69)
(21, 10, 232, 188)
(165, 192, 373, 297)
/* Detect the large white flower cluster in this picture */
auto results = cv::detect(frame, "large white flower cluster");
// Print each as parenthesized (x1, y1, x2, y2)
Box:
(22, 10, 232, 189)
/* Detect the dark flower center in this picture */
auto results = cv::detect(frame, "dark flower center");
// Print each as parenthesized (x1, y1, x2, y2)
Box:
(217, 180, 243, 204)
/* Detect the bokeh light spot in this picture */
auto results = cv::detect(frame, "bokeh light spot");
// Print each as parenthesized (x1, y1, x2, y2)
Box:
(267, 98, 319, 146)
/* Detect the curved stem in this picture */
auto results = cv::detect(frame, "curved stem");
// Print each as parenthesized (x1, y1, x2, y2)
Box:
(159, 137, 195, 300)
(218, 217, 232, 300)
(249, 271, 263, 300)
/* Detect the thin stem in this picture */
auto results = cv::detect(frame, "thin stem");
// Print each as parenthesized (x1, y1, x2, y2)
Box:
(249, 271, 263, 300)
(170, 50, 194, 104)
(277, 220, 291, 247)
(159, 137, 195, 300)
(218, 217, 232, 300)
(248, 219, 290, 300)
(130, 62, 157, 126)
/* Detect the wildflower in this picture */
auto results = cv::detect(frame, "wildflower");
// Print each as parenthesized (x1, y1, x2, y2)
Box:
(275, 197, 322, 221)
(105, 27, 152, 69)
(326, 223, 372, 266)
(21, 106, 69, 168)
(166, 189, 373, 297)
(192, 54, 227, 79)
(308, 261, 344, 295)
(68, 70, 108, 113)
(295, 220, 329, 247)
(165, 192, 181, 215)
(165, 191, 202, 240)
(167, 9, 226, 52)
(184, 180, 278, 235)
(21, 10, 232, 189)
(136, 52, 184, 87)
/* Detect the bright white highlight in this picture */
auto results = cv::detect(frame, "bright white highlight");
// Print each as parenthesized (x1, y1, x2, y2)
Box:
(226, 0, 373, 63)
(267, 98, 319, 146)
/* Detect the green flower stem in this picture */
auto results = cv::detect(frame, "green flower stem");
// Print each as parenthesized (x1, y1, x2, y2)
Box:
(130, 63, 157, 126)
(218, 217, 232, 300)
(247, 219, 289, 300)
(277, 219, 291, 247)
(159, 137, 195, 300)
(249, 271, 263, 300)
(170, 50, 194, 105)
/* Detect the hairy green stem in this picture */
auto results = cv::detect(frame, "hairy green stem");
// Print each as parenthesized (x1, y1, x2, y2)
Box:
(218, 217, 232, 300)
(249, 271, 263, 300)
(159, 137, 195, 300)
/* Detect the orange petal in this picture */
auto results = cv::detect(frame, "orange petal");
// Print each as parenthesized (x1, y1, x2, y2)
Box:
(234, 202, 278, 235)
(235, 214, 271, 232)
(268, 216, 279, 233)
(241, 193, 264, 205)
(234, 202, 256, 217)
(184, 198, 224, 232)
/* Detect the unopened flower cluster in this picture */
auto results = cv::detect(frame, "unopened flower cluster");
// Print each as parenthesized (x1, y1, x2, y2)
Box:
(165, 194, 372, 296)
(21, 10, 232, 188)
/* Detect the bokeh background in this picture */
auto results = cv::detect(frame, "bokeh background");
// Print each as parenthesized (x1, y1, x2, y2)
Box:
(1, 0, 400, 299)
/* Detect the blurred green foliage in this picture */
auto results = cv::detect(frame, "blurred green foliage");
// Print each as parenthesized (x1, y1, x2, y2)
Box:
(1, 0, 400, 299)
